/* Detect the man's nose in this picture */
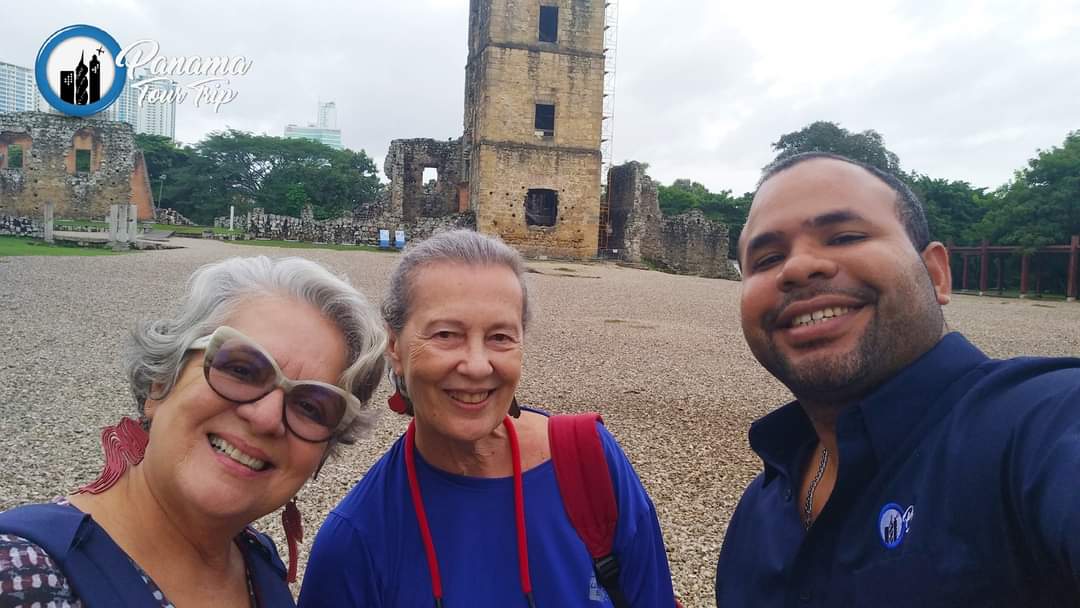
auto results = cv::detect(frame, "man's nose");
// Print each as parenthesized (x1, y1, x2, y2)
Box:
(776, 247, 838, 291)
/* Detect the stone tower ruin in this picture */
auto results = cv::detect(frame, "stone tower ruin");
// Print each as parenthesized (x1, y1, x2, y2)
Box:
(462, 0, 605, 258)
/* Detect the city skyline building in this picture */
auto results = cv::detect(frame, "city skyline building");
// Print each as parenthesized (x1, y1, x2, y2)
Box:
(285, 100, 343, 149)
(317, 101, 337, 129)
(0, 61, 40, 114)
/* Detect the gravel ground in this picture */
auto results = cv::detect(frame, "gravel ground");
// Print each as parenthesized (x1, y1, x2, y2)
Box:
(2, 239, 1079, 607)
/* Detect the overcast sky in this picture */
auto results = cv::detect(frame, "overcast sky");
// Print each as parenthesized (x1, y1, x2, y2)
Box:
(5, 0, 1078, 194)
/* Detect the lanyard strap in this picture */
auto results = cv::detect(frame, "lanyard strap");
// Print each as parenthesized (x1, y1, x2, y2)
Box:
(405, 416, 535, 608)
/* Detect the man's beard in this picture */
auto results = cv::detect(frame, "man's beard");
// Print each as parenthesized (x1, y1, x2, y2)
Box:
(754, 261, 944, 405)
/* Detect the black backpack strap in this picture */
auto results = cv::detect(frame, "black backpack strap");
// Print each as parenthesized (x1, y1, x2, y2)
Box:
(0, 503, 159, 607)
(238, 529, 295, 607)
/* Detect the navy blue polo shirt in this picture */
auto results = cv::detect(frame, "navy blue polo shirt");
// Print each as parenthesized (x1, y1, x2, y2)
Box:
(716, 333, 1080, 607)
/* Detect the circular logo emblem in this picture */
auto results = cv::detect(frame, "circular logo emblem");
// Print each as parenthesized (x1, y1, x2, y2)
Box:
(35, 24, 127, 117)
(878, 502, 914, 549)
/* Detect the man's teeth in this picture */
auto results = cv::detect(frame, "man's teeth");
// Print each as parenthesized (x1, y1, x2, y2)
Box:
(209, 435, 267, 471)
(792, 306, 854, 328)
(448, 390, 491, 404)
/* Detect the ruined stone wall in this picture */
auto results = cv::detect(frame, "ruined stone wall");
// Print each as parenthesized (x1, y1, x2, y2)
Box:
(471, 144, 599, 257)
(463, 0, 605, 259)
(155, 207, 194, 225)
(606, 161, 740, 280)
(0, 215, 41, 237)
(0, 112, 154, 221)
(216, 206, 475, 247)
(651, 209, 740, 280)
(606, 161, 661, 262)
(384, 138, 465, 222)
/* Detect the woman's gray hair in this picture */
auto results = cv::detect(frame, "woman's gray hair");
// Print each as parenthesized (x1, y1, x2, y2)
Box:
(125, 256, 386, 451)
(382, 229, 531, 334)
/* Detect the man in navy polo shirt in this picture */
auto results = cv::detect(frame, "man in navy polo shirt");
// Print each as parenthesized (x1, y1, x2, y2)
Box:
(716, 152, 1080, 607)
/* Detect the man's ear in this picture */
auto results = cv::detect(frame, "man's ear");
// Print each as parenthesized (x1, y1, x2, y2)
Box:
(921, 242, 952, 305)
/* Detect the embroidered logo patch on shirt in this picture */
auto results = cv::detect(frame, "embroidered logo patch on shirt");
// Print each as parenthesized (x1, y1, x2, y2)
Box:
(878, 502, 915, 549)
(589, 573, 611, 602)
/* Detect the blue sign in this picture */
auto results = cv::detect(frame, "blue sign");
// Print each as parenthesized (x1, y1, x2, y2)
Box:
(395, 230, 406, 249)
(36, 24, 127, 117)
(378, 229, 390, 248)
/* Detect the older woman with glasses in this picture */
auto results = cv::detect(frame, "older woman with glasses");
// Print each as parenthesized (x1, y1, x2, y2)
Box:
(0, 256, 385, 607)
(299, 230, 677, 607)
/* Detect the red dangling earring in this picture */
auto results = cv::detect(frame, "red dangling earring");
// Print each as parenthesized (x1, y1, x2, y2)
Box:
(282, 498, 304, 583)
(387, 371, 411, 414)
(388, 391, 408, 414)
(77, 417, 150, 495)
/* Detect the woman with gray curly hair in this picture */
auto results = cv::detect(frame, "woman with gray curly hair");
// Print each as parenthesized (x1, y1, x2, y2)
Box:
(300, 230, 677, 607)
(0, 256, 385, 608)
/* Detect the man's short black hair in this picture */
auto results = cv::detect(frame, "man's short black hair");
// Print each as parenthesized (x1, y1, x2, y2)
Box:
(757, 152, 931, 252)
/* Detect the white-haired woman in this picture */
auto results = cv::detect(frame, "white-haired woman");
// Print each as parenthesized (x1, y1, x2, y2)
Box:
(0, 256, 386, 607)
(299, 230, 677, 607)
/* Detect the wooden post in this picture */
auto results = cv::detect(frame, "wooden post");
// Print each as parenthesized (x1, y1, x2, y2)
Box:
(978, 240, 989, 296)
(1019, 253, 1030, 298)
(1068, 235, 1078, 302)
(961, 255, 969, 291)
(996, 256, 1003, 295)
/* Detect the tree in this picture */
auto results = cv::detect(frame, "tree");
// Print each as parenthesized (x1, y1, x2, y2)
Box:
(904, 174, 989, 245)
(770, 121, 901, 174)
(975, 131, 1080, 249)
(135, 130, 383, 225)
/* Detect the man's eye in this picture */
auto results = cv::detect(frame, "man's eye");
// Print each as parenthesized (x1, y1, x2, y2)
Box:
(829, 233, 866, 245)
(752, 254, 783, 271)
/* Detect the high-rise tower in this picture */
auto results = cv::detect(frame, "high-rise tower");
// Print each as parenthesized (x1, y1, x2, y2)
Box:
(463, 0, 605, 258)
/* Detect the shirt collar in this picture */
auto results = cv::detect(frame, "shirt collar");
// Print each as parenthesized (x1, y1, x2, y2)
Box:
(749, 332, 988, 485)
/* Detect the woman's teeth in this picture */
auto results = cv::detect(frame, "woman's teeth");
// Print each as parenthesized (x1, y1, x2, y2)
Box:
(792, 306, 853, 328)
(209, 434, 268, 471)
(447, 390, 491, 404)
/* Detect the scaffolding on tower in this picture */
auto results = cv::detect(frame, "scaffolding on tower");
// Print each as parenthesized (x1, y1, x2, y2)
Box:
(597, 0, 619, 255)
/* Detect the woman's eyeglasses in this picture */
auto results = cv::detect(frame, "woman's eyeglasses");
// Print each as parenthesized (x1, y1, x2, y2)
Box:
(189, 326, 360, 443)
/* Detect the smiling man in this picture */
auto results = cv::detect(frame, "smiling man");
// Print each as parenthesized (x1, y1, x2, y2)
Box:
(715, 152, 1080, 607)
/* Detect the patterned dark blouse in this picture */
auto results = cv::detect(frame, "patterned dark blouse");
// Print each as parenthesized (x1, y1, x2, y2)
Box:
(0, 500, 256, 608)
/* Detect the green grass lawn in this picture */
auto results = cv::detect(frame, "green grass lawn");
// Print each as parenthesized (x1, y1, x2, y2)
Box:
(0, 236, 123, 257)
(227, 239, 388, 253)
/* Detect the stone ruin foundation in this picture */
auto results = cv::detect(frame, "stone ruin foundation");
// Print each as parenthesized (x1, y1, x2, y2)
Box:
(606, 161, 740, 280)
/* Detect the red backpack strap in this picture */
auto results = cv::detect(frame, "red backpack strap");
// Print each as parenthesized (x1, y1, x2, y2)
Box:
(549, 413, 630, 608)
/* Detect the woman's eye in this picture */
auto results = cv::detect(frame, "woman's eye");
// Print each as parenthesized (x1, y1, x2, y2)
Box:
(432, 330, 456, 340)
(490, 333, 515, 344)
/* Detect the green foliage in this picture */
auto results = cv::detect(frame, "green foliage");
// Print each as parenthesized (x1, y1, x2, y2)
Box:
(771, 121, 902, 174)
(134, 131, 382, 225)
(904, 174, 989, 245)
(974, 131, 1080, 250)
(657, 179, 752, 258)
